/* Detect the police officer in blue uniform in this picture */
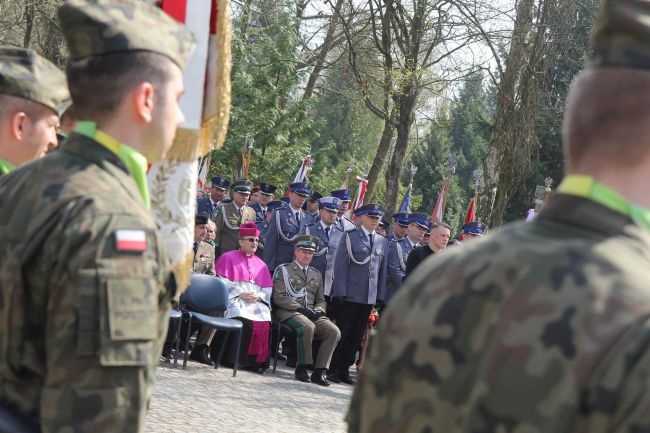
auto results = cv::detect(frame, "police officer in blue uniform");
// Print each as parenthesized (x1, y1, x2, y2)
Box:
(263, 181, 314, 272)
(249, 181, 277, 224)
(460, 220, 487, 242)
(304, 189, 323, 218)
(386, 212, 409, 243)
(300, 196, 345, 297)
(385, 212, 429, 304)
(197, 175, 230, 216)
(256, 199, 285, 258)
(329, 203, 388, 385)
(331, 188, 355, 231)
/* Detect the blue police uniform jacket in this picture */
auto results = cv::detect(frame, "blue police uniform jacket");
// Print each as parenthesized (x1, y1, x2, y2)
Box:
(263, 205, 314, 273)
(331, 227, 388, 305)
(386, 236, 416, 303)
(197, 196, 219, 216)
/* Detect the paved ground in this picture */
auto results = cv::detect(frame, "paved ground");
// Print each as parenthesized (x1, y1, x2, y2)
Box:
(146, 359, 354, 433)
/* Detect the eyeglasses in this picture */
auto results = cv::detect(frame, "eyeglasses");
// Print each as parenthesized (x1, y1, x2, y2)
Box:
(241, 238, 260, 243)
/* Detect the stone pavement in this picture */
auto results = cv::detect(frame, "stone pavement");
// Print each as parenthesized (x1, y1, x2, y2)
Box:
(145, 359, 354, 433)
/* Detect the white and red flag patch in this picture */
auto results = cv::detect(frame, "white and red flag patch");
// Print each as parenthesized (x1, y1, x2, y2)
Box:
(114, 229, 148, 252)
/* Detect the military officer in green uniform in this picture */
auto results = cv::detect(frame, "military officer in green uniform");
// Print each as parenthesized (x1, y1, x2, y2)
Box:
(348, 2, 650, 432)
(213, 179, 257, 255)
(0, 47, 69, 176)
(272, 235, 341, 386)
(192, 214, 216, 275)
(0, 1, 194, 431)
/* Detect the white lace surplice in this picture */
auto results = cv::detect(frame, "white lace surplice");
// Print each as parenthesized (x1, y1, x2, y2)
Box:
(224, 280, 272, 322)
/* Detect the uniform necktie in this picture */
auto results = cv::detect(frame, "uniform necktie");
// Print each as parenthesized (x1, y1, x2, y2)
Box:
(369, 233, 374, 250)
(303, 267, 308, 279)
(325, 226, 330, 240)
(295, 212, 300, 224)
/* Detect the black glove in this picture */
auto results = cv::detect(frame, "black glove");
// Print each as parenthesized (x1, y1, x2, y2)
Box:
(331, 296, 346, 306)
(298, 306, 318, 321)
(374, 300, 386, 310)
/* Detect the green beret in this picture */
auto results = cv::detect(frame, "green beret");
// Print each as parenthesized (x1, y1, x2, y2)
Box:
(0, 47, 70, 115)
(58, 0, 196, 69)
(232, 179, 253, 194)
(591, 0, 650, 69)
(294, 235, 318, 251)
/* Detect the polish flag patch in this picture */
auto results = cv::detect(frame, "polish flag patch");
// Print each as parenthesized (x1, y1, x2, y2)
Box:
(114, 229, 148, 252)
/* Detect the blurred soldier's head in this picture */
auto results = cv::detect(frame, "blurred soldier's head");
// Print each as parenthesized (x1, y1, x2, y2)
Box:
(428, 222, 451, 252)
(59, 0, 195, 163)
(194, 215, 209, 241)
(563, 0, 650, 194)
(0, 47, 69, 168)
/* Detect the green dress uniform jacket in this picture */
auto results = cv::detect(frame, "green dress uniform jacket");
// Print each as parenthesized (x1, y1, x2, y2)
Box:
(212, 201, 256, 256)
(272, 262, 327, 322)
(0, 132, 175, 433)
(192, 240, 216, 275)
(349, 194, 650, 433)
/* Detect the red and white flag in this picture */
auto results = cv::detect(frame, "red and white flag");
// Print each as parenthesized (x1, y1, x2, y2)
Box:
(464, 196, 476, 224)
(352, 176, 369, 210)
(431, 186, 445, 223)
(114, 230, 148, 252)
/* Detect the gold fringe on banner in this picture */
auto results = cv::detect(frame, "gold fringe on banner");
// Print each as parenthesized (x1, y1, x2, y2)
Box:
(166, 128, 200, 163)
(212, 0, 232, 153)
(171, 251, 194, 298)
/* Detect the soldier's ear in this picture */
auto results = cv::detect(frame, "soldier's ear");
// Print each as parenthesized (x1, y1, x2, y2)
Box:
(9, 111, 27, 140)
(132, 82, 155, 124)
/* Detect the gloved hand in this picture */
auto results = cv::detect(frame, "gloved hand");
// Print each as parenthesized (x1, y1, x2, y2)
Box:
(298, 306, 319, 321)
(374, 299, 386, 310)
(331, 296, 346, 306)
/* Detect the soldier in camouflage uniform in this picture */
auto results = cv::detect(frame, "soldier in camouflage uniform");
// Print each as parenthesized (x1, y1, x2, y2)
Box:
(212, 179, 257, 256)
(0, 1, 194, 431)
(348, 2, 650, 432)
(0, 47, 69, 176)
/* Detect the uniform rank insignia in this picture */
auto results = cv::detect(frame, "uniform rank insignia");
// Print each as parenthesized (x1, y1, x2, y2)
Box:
(114, 229, 148, 252)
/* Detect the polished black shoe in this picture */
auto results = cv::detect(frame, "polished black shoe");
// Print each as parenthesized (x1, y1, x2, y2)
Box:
(189, 345, 214, 366)
(339, 371, 355, 385)
(311, 368, 330, 387)
(295, 364, 310, 382)
(285, 357, 297, 368)
(326, 370, 341, 384)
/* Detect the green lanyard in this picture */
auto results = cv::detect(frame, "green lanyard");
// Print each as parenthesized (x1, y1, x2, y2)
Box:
(74, 121, 150, 208)
(0, 159, 14, 176)
(557, 175, 650, 231)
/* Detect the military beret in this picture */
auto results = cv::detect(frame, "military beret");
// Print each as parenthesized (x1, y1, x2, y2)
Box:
(289, 182, 310, 196)
(0, 47, 70, 115)
(354, 203, 384, 217)
(58, 0, 196, 69)
(392, 212, 410, 227)
(258, 181, 277, 196)
(462, 221, 487, 236)
(591, 0, 650, 70)
(195, 214, 209, 225)
(294, 235, 319, 251)
(211, 176, 230, 190)
(318, 196, 340, 211)
(331, 189, 351, 201)
(232, 179, 253, 194)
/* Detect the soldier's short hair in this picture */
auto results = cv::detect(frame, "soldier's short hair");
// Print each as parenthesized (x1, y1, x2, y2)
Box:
(66, 50, 175, 123)
(0, 94, 55, 124)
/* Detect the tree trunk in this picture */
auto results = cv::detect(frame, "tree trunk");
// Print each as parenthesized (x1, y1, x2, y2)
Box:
(364, 114, 394, 203)
(23, 1, 34, 49)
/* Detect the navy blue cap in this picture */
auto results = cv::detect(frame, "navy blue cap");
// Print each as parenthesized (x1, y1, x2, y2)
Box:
(211, 176, 231, 190)
(258, 181, 277, 195)
(289, 182, 311, 196)
(331, 189, 352, 201)
(378, 218, 389, 229)
(267, 200, 286, 212)
(462, 221, 487, 236)
(392, 212, 409, 227)
(408, 212, 430, 229)
(354, 203, 384, 217)
(232, 179, 253, 194)
(309, 190, 323, 201)
(280, 196, 290, 204)
(318, 196, 340, 211)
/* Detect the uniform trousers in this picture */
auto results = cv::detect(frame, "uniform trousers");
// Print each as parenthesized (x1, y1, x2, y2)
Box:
(331, 302, 373, 374)
(284, 315, 340, 369)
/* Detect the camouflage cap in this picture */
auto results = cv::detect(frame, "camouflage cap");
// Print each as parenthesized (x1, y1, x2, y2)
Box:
(58, 0, 196, 69)
(0, 47, 70, 115)
(591, 0, 650, 69)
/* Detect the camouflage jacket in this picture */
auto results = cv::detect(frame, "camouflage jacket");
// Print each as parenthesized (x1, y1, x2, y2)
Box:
(348, 194, 650, 433)
(192, 240, 216, 275)
(0, 132, 174, 432)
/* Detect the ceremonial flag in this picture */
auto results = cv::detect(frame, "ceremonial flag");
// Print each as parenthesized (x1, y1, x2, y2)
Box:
(197, 153, 211, 190)
(464, 196, 476, 224)
(398, 185, 412, 214)
(352, 176, 369, 210)
(292, 156, 313, 183)
(431, 186, 445, 223)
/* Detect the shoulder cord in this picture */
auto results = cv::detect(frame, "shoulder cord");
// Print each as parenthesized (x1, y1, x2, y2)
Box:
(276, 210, 301, 242)
(396, 241, 406, 271)
(346, 232, 371, 265)
(281, 265, 307, 307)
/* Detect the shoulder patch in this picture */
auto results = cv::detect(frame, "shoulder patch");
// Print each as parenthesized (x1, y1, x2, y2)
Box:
(114, 229, 147, 252)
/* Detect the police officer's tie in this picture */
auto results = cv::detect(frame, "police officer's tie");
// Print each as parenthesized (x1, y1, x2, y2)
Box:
(369, 233, 374, 250)
(325, 226, 330, 241)
(295, 212, 300, 225)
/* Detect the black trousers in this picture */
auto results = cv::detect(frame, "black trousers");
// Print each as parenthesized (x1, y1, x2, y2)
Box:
(331, 302, 372, 374)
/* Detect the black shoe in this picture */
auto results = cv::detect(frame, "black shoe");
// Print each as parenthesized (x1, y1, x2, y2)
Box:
(339, 371, 355, 385)
(311, 368, 330, 387)
(295, 364, 310, 382)
(326, 370, 341, 384)
(286, 357, 297, 368)
(244, 366, 266, 375)
(189, 345, 214, 366)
